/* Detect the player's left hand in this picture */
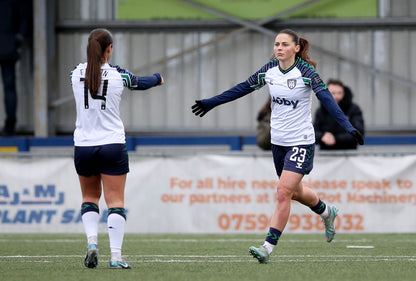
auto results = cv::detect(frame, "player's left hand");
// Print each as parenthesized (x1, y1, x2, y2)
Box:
(191, 100, 207, 117)
(350, 130, 364, 145)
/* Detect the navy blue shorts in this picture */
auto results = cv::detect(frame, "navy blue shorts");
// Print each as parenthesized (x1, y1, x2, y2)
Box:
(74, 143, 129, 176)
(271, 144, 315, 177)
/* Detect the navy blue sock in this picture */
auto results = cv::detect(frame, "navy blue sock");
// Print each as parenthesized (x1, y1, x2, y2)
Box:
(265, 227, 282, 245)
(108, 207, 127, 220)
(81, 202, 99, 216)
(310, 199, 326, 215)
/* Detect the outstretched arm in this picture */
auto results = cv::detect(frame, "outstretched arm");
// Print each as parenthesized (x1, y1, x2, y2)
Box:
(192, 60, 277, 117)
(114, 65, 164, 90)
(192, 81, 254, 117)
(129, 73, 163, 90)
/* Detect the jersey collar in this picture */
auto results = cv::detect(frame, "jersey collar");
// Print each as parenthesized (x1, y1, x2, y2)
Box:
(279, 57, 300, 74)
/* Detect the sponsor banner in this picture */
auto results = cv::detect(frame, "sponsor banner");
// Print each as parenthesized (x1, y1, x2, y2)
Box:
(1, 154, 416, 233)
(0, 158, 82, 233)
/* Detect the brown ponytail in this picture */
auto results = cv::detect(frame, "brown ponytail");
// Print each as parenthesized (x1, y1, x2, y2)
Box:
(278, 29, 316, 69)
(85, 28, 113, 96)
(298, 37, 316, 69)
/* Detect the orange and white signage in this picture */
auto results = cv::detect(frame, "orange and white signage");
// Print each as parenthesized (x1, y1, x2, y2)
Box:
(0, 154, 415, 233)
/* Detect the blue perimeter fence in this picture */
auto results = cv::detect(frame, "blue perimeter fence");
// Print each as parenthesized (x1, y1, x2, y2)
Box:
(0, 135, 416, 152)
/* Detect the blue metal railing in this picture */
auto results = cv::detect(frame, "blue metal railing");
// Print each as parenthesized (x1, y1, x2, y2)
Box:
(0, 135, 415, 152)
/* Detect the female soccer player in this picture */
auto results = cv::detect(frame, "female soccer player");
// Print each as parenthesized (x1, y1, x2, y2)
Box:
(71, 28, 164, 269)
(192, 29, 363, 264)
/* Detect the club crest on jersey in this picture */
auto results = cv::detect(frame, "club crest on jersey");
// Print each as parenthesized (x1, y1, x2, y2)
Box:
(287, 79, 297, 89)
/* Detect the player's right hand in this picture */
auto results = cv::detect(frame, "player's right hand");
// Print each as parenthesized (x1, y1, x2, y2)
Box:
(191, 100, 207, 117)
(350, 130, 364, 145)
(156, 76, 165, 86)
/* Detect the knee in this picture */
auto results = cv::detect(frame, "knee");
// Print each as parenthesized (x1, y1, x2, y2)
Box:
(277, 185, 293, 203)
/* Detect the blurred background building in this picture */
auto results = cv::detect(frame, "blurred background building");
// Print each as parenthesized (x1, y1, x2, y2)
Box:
(2, 0, 416, 140)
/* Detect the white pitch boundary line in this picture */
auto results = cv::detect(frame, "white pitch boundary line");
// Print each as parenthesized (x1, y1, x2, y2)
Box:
(128, 254, 416, 258)
(0, 255, 416, 261)
(13, 261, 53, 263)
(1, 238, 415, 243)
(0, 239, 84, 243)
(129, 258, 416, 263)
(0, 255, 83, 258)
(346, 245, 375, 248)
(6, 258, 416, 263)
(128, 239, 379, 243)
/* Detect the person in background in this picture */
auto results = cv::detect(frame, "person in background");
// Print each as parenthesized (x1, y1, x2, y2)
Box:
(314, 79, 364, 150)
(191, 29, 363, 264)
(256, 98, 272, 150)
(70, 28, 164, 269)
(0, 0, 31, 136)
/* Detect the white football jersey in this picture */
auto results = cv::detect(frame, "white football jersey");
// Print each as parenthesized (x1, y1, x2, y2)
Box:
(265, 61, 314, 146)
(71, 63, 125, 146)
(246, 57, 327, 146)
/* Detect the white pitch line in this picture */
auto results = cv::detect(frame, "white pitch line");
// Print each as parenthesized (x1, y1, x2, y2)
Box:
(125, 254, 416, 258)
(125, 239, 379, 243)
(133, 259, 252, 263)
(0, 255, 83, 258)
(346, 245, 375, 248)
(1, 238, 413, 244)
(6, 259, 416, 264)
(118, 257, 416, 263)
(0, 239, 83, 243)
(13, 261, 53, 263)
(1, 254, 415, 260)
(4, 258, 416, 263)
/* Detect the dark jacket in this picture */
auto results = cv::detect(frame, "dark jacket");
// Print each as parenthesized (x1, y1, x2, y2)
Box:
(314, 86, 365, 150)
(0, 0, 30, 61)
(256, 99, 272, 150)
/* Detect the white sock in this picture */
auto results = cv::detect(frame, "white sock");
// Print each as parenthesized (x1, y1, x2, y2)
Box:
(262, 241, 275, 255)
(108, 213, 125, 260)
(320, 205, 330, 219)
(81, 211, 99, 245)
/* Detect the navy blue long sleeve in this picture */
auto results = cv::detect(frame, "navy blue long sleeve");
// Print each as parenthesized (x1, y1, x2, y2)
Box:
(113, 64, 162, 90)
(200, 81, 254, 112)
(134, 73, 162, 90)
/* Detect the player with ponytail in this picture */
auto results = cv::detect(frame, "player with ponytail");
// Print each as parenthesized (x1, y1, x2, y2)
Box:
(71, 28, 164, 269)
(192, 29, 363, 264)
